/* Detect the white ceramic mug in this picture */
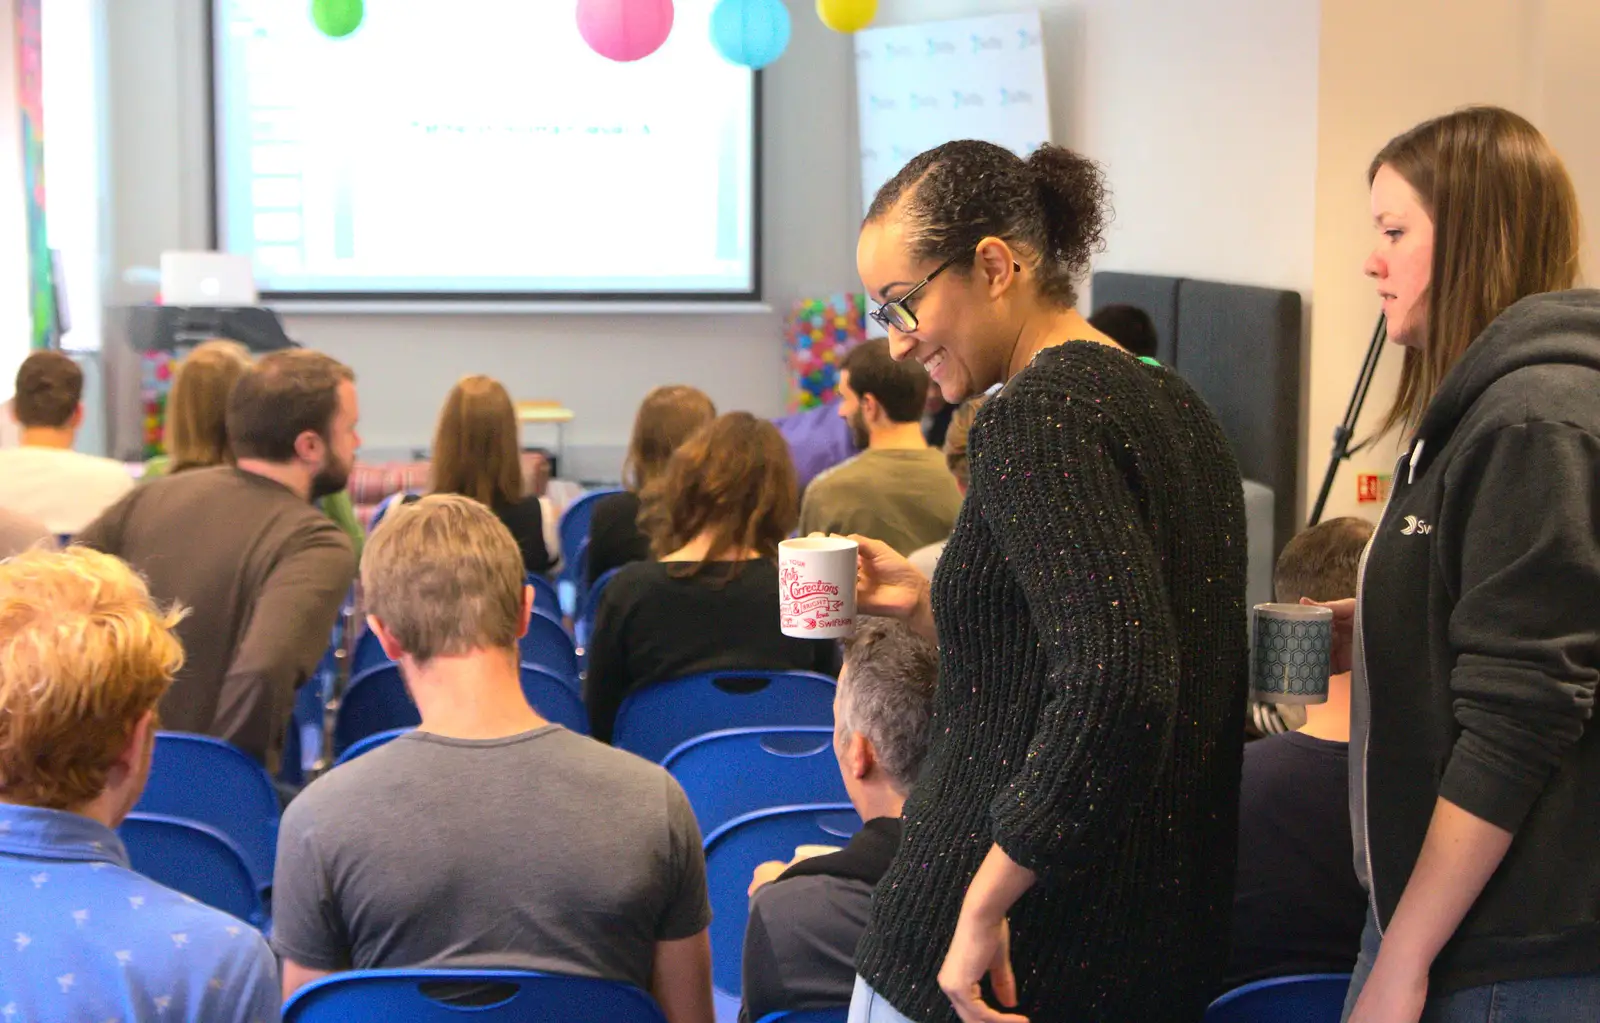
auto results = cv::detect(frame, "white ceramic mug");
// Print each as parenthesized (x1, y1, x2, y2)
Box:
(778, 536, 858, 639)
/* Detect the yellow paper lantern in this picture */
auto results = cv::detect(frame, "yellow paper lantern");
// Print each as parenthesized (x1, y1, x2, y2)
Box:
(816, 0, 876, 34)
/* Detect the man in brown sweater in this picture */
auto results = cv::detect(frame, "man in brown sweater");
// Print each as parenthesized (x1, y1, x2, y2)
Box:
(80, 350, 359, 775)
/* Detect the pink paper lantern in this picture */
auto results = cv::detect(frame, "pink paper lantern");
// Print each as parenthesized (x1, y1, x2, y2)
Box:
(577, 0, 675, 62)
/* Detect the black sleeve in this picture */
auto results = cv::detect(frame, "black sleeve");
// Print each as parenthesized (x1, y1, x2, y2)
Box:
(1438, 422, 1600, 832)
(582, 579, 635, 744)
(497, 498, 553, 575)
(812, 638, 842, 678)
(587, 494, 650, 587)
(974, 392, 1183, 875)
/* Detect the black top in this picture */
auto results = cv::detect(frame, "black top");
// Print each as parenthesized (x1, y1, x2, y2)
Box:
(1227, 733, 1363, 989)
(586, 490, 649, 587)
(1355, 289, 1600, 993)
(855, 342, 1249, 1023)
(742, 818, 902, 1023)
(583, 559, 840, 743)
(403, 493, 552, 575)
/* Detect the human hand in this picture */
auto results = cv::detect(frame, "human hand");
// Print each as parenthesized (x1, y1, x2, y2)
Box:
(849, 534, 930, 622)
(938, 912, 1027, 1023)
(1347, 954, 1427, 1023)
(748, 860, 790, 897)
(1305, 597, 1356, 674)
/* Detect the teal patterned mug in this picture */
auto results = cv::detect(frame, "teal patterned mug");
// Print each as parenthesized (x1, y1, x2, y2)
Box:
(1250, 603, 1332, 705)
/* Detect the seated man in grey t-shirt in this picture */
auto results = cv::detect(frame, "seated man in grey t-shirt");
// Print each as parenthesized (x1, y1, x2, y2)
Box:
(272, 495, 714, 1023)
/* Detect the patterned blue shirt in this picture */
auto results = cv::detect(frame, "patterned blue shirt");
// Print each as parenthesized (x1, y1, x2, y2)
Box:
(0, 804, 278, 1023)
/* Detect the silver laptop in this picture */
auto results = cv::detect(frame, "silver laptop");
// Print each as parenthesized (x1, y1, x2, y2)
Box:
(159, 251, 259, 307)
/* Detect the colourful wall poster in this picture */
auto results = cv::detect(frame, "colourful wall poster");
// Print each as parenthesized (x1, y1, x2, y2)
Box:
(15, 0, 52, 349)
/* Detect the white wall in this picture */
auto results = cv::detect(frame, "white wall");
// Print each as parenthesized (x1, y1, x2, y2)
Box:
(0, 0, 33, 397)
(103, 0, 864, 472)
(872, 0, 1322, 294)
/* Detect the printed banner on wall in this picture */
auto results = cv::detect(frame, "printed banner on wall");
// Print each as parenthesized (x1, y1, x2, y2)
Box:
(854, 10, 1052, 216)
(15, 0, 51, 349)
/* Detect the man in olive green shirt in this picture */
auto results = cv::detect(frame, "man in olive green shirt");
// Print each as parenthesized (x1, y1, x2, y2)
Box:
(798, 340, 962, 556)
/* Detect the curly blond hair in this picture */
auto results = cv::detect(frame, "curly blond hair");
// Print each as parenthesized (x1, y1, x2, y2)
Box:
(0, 547, 185, 809)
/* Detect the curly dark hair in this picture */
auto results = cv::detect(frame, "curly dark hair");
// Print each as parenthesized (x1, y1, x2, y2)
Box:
(865, 140, 1111, 306)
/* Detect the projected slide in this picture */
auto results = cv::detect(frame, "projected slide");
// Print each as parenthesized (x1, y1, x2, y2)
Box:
(212, 0, 756, 298)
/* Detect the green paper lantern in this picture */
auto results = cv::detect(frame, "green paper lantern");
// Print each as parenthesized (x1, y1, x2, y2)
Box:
(311, 0, 364, 39)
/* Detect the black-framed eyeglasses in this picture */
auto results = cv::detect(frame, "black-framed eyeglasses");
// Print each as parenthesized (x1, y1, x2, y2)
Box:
(869, 255, 962, 333)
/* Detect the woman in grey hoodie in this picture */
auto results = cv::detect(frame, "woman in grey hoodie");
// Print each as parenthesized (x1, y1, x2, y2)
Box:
(1327, 106, 1600, 1023)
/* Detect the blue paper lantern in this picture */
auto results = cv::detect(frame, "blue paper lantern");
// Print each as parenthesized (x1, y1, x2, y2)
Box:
(710, 0, 791, 70)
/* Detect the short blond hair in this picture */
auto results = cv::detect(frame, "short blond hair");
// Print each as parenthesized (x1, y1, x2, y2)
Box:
(362, 494, 524, 663)
(0, 547, 185, 809)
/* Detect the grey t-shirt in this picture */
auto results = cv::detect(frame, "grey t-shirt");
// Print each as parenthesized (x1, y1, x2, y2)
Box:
(272, 725, 711, 990)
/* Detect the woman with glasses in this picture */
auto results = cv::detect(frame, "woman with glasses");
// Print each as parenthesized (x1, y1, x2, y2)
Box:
(846, 140, 1248, 1023)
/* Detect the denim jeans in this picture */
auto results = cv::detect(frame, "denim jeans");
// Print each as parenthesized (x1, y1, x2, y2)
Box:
(1343, 910, 1600, 1022)
(848, 976, 922, 1023)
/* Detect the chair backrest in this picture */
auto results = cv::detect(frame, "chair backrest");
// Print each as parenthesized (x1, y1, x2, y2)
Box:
(518, 610, 579, 684)
(663, 727, 848, 836)
(284, 969, 669, 1023)
(574, 566, 622, 653)
(558, 488, 624, 582)
(703, 803, 862, 1001)
(756, 1011, 850, 1023)
(334, 727, 413, 766)
(1205, 973, 1353, 1023)
(334, 664, 420, 756)
(527, 572, 562, 620)
(521, 663, 590, 734)
(133, 732, 280, 893)
(351, 627, 391, 677)
(367, 490, 414, 533)
(613, 671, 838, 764)
(118, 813, 267, 929)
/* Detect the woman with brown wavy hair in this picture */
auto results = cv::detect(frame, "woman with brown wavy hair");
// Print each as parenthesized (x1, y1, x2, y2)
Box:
(1320, 106, 1600, 1023)
(586, 385, 716, 586)
(583, 412, 838, 743)
(417, 375, 553, 575)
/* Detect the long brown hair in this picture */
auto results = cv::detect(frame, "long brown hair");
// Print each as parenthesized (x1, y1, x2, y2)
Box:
(1371, 106, 1583, 436)
(429, 375, 524, 509)
(164, 340, 252, 472)
(641, 412, 797, 578)
(624, 385, 716, 493)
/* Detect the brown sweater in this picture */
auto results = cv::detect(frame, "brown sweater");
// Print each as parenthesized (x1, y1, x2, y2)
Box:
(79, 467, 355, 773)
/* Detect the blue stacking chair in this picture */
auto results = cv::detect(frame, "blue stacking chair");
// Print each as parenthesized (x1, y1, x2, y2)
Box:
(527, 572, 562, 621)
(520, 663, 590, 734)
(118, 813, 267, 929)
(575, 566, 621, 659)
(663, 727, 848, 836)
(613, 671, 838, 764)
(757, 1011, 849, 1023)
(704, 804, 861, 1003)
(558, 488, 624, 614)
(350, 627, 391, 677)
(1205, 974, 1352, 1023)
(133, 733, 280, 896)
(283, 969, 668, 1023)
(366, 491, 416, 532)
(334, 727, 413, 766)
(520, 610, 579, 684)
(333, 663, 413, 756)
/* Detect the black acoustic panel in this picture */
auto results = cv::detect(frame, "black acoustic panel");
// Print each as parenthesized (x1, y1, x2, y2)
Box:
(1173, 279, 1303, 557)
(1090, 271, 1182, 366)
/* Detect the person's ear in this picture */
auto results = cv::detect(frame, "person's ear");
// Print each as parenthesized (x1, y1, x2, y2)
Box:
(860, 392, 883, 425)
(110, 709, 157, 790)
(974, 237, 1018, 297)
(69, 404, 85, 430)
(847, 732, 876, 781)
(516, 585, 533, 640)
(293, 428, 326, 465)
(368, 615, 405, 662)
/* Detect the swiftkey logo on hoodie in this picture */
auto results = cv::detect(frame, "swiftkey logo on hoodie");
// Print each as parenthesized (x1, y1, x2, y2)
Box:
(1401, 515, 1433, 536)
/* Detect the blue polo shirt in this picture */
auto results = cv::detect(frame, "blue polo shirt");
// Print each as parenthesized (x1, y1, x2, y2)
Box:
(0, 804, 279, 1023)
